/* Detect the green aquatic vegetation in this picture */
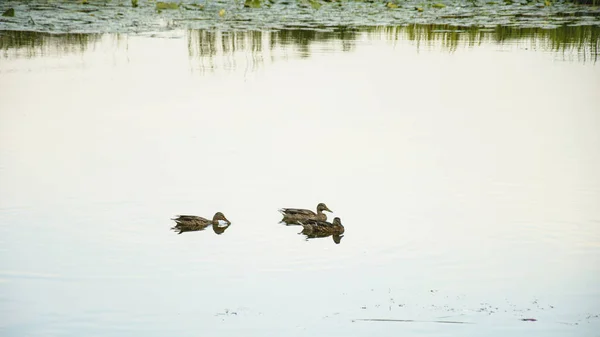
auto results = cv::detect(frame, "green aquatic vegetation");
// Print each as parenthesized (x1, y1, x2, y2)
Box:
(0, 0, 599, 34)
(2, 8, 15, 17)
(308, 0, 323, 9)
(244, 0, 262, 8)
(156, 2, 179, 10)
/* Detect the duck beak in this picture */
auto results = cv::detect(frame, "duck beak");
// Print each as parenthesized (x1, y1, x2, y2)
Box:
(325, 206, 332, 213)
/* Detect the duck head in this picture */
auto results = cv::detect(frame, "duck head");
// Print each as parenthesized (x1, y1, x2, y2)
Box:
(317, 203, 332, 213)
(332, 217, 342, 226)
(212, 212, 231, 225)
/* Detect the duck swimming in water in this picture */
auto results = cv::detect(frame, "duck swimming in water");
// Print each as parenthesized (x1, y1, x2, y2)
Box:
(279, 203, 332, 224)
(171, 212, 231, 234)
(300, 217, 344, 236)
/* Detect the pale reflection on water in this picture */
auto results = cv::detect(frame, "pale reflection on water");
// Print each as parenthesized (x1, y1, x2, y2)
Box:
(0, 27, 599, 336)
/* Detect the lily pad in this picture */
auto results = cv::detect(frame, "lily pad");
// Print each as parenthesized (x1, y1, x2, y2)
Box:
(432, 3, 446, 8)
(156, 2, 179, 10)
(308, 0, 322, 9)
(245, 0, 262, 8)
(386, 2, 399, 8)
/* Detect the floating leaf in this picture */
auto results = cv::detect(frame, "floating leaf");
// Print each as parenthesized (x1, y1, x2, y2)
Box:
(544, 0, 552, 5)
(244, 0, 262, 8)
(386, 2, 398, 8)
(80, 0, 89, 4)
(415, 6, 424, 11)
(132, 0, 138, 7)
(308, 0, 322, 9)
(2, 8, 15, 17)
(432, 3, 446, 8)
(219, 8, 226, 16)
(156, 2, 179, 10)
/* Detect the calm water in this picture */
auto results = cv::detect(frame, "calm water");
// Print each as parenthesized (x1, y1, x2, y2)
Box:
(1, 28, 600, 336)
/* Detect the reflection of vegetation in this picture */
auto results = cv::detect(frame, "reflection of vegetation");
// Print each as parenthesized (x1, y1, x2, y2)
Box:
(0, 30, 102, 57)
(2, 25, 598, 63)
(186, 28, 359, 73)
(370, 24, 599, 61)
(186, 25, 599, 69)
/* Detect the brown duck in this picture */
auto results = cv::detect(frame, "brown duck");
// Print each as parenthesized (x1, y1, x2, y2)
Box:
(279, 202, 332, 224)
(171, 212, 231, 235)
(300, 217, 344, 236)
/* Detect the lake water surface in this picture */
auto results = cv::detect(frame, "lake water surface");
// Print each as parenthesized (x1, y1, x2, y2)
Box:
(1, 27, 600, 336)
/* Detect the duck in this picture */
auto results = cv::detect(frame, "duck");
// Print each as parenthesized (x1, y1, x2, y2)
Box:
(279, 202, 332, 224)
(300, 217, 344, 236)
(171, 212, 231, 235)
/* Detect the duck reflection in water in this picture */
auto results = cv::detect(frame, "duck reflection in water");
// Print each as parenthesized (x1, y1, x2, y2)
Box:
(279, 202, 332, 225)
(170, 212, 231, 235)
(299, 217, 345, 244)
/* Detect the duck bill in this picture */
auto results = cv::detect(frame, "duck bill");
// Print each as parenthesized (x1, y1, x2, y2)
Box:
(325, 207, 333, 213)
